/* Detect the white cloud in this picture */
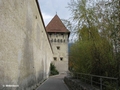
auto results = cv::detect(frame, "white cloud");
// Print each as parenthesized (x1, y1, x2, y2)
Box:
(38, 0, 71, 25)
(41, 13, 53, 26)
(42, 13, 52, 20)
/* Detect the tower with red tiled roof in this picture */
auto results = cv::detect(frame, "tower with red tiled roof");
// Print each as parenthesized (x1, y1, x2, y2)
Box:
(46, 14, 70, 73)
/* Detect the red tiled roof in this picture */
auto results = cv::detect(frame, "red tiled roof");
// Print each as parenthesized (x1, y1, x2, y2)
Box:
(46, 15, 70, 33)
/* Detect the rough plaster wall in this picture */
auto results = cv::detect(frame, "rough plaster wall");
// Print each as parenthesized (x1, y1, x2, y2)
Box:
(0, 0, 53, 90)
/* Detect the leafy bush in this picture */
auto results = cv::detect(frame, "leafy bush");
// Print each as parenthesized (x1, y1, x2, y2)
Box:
(50, 63, 59, 75)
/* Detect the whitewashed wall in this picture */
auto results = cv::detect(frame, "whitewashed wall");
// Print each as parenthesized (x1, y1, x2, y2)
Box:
(0, 0, 53, 90)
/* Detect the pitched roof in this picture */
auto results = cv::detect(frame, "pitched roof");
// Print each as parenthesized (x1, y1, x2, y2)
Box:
(46, 14, 70, 33)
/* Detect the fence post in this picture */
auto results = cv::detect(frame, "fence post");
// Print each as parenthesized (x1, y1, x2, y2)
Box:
(91, 76, 93, 87)
(77, 73, 78, 79)
(117, 79, 118, 90)
(100, 77, 102, 90)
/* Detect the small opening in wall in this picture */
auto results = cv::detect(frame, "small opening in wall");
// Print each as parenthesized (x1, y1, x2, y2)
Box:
(54, 57, 57, 61)
(60, 57, 63, 61)
(61, 33, 64, 38)
(61, 39, 62, 42)
(58, 39, 59, 42)
(54, 39, 56, 42)
(57, 46, 60, 50)
(51, 39, 53, 42)
(49, 33, 52, 37)
(61, 33, 63, 35)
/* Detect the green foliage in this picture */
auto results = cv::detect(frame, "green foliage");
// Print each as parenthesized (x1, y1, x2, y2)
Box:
(103, 81, 117, 90)
(69, 31, 115, 76)
(50, 63, 59, 75)
(67, 0, 119, 78)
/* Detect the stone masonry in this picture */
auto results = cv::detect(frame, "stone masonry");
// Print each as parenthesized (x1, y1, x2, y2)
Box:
(0, 0, 53, 90)
(46, 15, 70, 73)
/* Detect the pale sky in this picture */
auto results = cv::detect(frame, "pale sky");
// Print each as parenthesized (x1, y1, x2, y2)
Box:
(38, 0, 71, 26)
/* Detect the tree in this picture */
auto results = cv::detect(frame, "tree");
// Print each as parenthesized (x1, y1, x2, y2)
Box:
(68, 0, 118, 78)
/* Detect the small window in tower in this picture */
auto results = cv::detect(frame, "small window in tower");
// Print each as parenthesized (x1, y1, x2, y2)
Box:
(54, 57, 57, 61)
(60, 57, 63, 61)
(61, 33, 64, 38)
(51, 39, 53, 42)
(57, 46, 60, 50)
(61, 39, 62, 43)
(64, 39, 65, 42)
(54, 39, 56, 42)
(49, 33, 52, 37)
(63, 34, 64, 38)
(57, 39, 59, 42)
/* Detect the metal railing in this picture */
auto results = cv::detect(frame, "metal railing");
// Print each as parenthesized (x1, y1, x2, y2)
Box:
(70, 72, 118, 90)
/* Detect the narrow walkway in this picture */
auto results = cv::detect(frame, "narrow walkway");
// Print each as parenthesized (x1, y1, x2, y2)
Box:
(37, 74, 69, 90)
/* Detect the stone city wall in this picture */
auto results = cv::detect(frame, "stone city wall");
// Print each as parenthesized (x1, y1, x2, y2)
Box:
(0, 0, 53, 90)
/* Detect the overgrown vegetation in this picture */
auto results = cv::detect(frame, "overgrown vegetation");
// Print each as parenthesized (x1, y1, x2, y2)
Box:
(50, 63, 59, 75)
(63, 0, 120, 87)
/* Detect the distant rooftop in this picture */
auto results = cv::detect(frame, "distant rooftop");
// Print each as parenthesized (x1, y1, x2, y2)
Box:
(46, 14, 70, 33)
